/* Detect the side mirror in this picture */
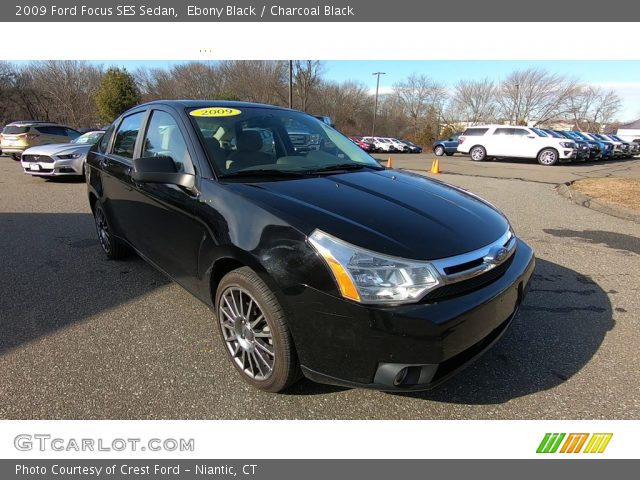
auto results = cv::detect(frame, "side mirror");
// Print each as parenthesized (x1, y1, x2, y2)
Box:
(132, 156, 195, 189)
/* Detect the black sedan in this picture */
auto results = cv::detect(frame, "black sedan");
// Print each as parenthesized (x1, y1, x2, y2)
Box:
(87, 100, 535, 392)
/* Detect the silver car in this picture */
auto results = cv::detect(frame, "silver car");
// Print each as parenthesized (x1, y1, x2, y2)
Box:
(21, 130, 104, 177)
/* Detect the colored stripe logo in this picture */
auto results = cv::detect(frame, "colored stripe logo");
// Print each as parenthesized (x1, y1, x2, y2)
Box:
(537, 433, 612, 453)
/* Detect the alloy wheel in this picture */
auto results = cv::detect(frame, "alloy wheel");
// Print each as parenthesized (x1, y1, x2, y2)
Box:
(94, 206, 111, 254)
(218, 286, 275, 381)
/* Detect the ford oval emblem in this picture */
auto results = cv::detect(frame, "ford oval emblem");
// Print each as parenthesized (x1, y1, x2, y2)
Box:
(484, 246, 508, 265)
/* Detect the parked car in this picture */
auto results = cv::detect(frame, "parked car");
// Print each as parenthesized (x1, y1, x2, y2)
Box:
(600, 134, 634, 158)
(433, 133, 461, 156)
(87, 100, 535, 393)
(362, 136, 392, 153)
(537, 129, 589, 162)
(1, 121, 81, 160)
(585, 133, 626, 158)
(457, 125, 577, 165)
(21, 130, 104, 178)
(349, 136, 374, 153)
(565, 131, 613, 160)
(384, 137, 410, 153)
(400, 139, 423, 154)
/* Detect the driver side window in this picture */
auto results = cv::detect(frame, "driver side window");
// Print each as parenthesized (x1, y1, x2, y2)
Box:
(142, 110, 195, 175)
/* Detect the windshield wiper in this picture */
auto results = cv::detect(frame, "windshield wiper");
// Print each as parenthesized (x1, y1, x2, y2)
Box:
(304, 163, 382, 174)
(218, 169, 309, 179)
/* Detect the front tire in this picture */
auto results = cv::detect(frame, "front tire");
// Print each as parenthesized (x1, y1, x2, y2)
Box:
(470, 145, 487, 162)
(537, 148, 559, 166)
(216, 267, 300, 393)
(434, 145, 445, 156)
(93, 202, 128, 259)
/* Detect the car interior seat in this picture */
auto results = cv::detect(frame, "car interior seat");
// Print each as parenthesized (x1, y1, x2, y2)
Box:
(227, 131, 273, 171)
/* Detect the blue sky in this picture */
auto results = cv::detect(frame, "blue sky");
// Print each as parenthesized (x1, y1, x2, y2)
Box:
(12, 60, 640, 121)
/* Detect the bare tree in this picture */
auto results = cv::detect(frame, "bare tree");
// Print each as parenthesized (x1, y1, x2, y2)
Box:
(27, 61, 103, 127)
(566, 86, 622, 132)
(219, 60, 288, 104)
(293, 61, 322, 112)
(497, 68, 579, 125)
(393, 74, 447, 138)
(452, 78, 497, 124)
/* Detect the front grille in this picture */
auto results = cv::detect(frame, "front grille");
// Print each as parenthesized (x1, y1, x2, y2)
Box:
(423, 254, 514, 302)
(22, 154, 53, 163)
(289, 134, 308, 146)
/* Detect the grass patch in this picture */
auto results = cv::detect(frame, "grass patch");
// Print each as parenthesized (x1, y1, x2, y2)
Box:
(572, 177, 640, 211)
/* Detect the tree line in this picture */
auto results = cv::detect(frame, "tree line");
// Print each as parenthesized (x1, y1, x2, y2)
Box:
(0, 60, 624, 145)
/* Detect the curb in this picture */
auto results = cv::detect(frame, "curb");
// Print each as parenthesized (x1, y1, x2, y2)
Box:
(556, 182, 640, 224)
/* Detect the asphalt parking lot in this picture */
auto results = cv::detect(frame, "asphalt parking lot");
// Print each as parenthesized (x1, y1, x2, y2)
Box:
(1, 154, 639, 419)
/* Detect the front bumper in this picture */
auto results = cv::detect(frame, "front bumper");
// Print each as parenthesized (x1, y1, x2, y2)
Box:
(21, 158, 84, 177)
(287, 238, 535, 391)
(1, 147, 26, 155)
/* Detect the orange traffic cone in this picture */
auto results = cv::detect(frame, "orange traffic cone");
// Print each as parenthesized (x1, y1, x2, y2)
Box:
(430, 159, 440, 174)
(386, 156, 393, 168)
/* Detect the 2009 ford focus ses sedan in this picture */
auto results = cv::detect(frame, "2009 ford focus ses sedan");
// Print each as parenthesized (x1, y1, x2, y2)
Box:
(86, 100, 535, 393)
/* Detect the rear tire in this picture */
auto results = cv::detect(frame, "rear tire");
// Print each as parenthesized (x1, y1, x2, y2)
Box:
(470, 146, 487, 162)
(93, 202, 129, 259)
(11, 153, 20, 161)
(537, 148, 559, 166)
(434, 145, 445, 156)
(216, 267, 300, 393)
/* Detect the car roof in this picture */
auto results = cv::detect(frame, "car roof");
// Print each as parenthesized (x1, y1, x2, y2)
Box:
(136, 99, 296, 113)
(7, 120, 62, 126)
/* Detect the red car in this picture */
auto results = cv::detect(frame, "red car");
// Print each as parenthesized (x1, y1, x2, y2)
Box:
(349, 136, 374, 152)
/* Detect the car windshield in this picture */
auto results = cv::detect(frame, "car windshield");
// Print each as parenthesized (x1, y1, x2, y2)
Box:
(545, 130, 565, 138)
(531, 128, 548, 137)
(71, 131, 104, 145)
(190, 107, 381, 177)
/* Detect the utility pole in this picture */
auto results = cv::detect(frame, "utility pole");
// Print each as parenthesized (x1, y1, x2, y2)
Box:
(288, 60, 293, 109)
(514, 83, 520, 125)
(371, 71, 385, 137)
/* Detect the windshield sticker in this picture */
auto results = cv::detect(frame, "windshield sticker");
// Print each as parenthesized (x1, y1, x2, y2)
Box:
(190, 108, 242, 117)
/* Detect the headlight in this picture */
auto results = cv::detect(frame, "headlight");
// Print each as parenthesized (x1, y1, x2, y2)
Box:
(560, 142, 575, 148)
(57, 153, 82, 159)
(308, 230, 441, 305)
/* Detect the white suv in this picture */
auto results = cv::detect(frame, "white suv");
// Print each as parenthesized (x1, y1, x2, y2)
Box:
(456, 125, 577, 166)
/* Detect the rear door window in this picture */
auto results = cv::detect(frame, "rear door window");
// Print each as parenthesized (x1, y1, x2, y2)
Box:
(36, 126, 67, 136)
(512, 128, 530, 136)
(463, 128, 489, 136)
(112, 112, 145, 159)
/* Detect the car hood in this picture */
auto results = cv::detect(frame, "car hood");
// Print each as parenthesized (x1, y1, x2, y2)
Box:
(226, 169, 509, 260)
(23, 143, 90, 155)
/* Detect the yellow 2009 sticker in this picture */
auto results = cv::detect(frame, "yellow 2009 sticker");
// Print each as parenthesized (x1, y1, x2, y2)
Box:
(190, 107, 242, 117)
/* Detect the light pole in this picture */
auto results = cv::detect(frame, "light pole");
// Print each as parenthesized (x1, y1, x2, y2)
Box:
(371, 72, 385, 137)
(514, 83, 520, 125)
